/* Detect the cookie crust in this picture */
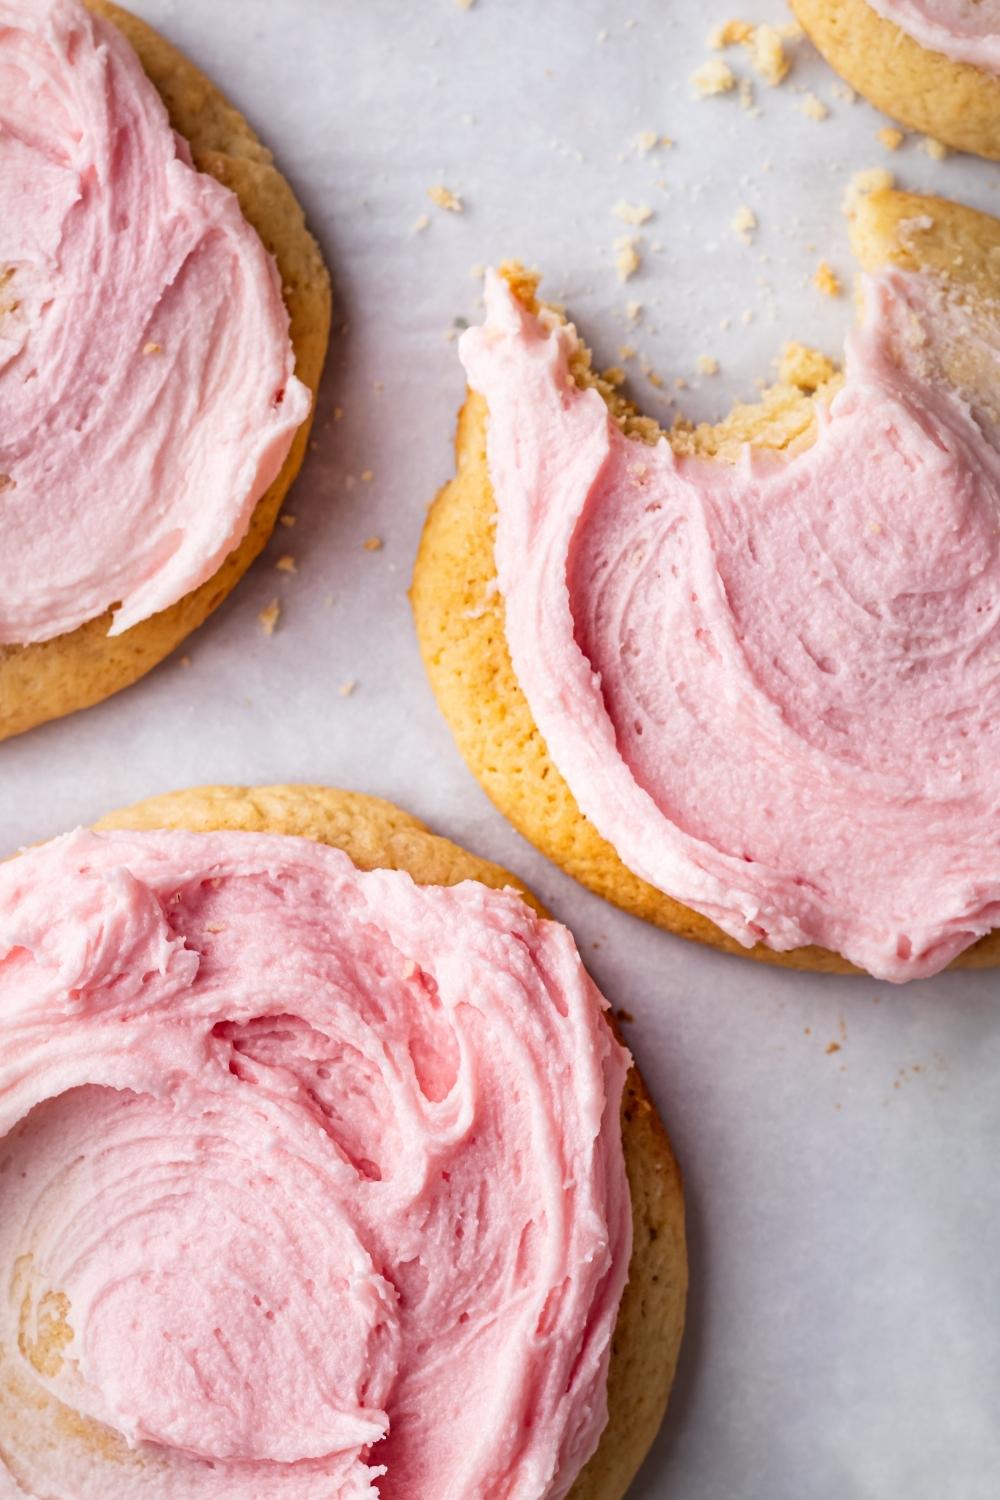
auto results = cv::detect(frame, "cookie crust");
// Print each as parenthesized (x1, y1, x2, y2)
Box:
(0, 2, 332, 741)
(792, 0, 1000, 160)
(94, 783, 688, 1500)
(411, 190, 1000, 976)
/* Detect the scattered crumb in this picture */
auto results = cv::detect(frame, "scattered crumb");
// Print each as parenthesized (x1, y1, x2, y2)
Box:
(709, 18, 753, 48)
(732, 203, 757, 244)
(339, 679, 357, 697)
(799, 91, 829, 121)
(361, 469, 374, 483)
(844, 167, 894, 215)
(142, 341, 161, 355)
(813, 260, 842, 297)
(614, 234, 642, 282)
(469, 261, 485, 278)
(411, 213, 430, 234)
(625, 299, 643, 322)
(832, 81, 857, 103)
(691, 57, 736, 97)
(333, 407, 344, 421)
(613, 199, 653, 225)
(633, 128, 660, 154)
(921, 135, 949, 160)
(826, 1041, 841, 1055)
(602, 365, 627, 387)
(363, 535, 383, 552)
(258, 599, 280, 636)
(428, 184, 463, 213)
(748, 23, 790, 85)
(455, 0, 474, 9)
(777, 18, 804, 39)
(878, 126, 905, 151)
(696, 354, 719, 376)
(179, 655, 191, 668)
(738, 77, 757, 113)
(618, 343, 637, 360)
(275, 554, 297, 574)
(741, 308, 754, 325)
(279, 514, 296, 528)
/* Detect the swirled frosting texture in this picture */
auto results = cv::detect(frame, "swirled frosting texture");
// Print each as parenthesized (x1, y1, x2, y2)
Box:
(865, 0, 1000, 73)
(0, 828, 630, 1498)
(0, 0, 309, 645)
(462, 270, 1000, 981)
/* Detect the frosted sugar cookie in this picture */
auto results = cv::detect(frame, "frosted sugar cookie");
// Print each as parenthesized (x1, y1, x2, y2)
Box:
(413, 191, 1000, 982)
(0, 1, 331, 739)
(0, 783, 686, 1500)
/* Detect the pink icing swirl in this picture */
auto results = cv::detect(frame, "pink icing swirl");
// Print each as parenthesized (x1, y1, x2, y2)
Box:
(461, 270, 1000, 982)
(0, 0, 310, 645)
(0, 827, 630, 1499)
(864, 0, 1000, 74)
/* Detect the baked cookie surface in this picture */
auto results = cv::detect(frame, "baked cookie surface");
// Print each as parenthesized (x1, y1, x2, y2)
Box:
(412, 190, 1000, 977)
(792, 0, 1000, 160)
(89, 784, 687, 1500)
(0, 2, 331, 741)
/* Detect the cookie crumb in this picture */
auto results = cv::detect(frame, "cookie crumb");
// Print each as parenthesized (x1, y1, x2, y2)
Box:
(813, 260, 841, 297)
(843, 167, 894, 215)
(179, 655, 191, 668)
(748, 23, 790, 85)
(691, 57, 736, 96)
(142, 341, 161, 355)
(696, 354, 719, 376)
(799, 91, 828, 121)
(732, 203, 757, 244)
(275, 554, 297, 574)
(633, 128, 659, 154)
(339, 679, 357, 697)
(361, 469, 374, 483)
(333, 407, 344, 421)
(279, 514, 296, 528)
(613, 200, 653, 226)
(832, 81, 857, 103)
(455, 0, 474, 9)
(614, 234, 642, 282)
(363, 535, 383, 552)
(412, 213, 431, 234)
(258, 599, 280, 636)
(877, 126, 904, 150)
(618, 343, 637, 360)
(708, 18, 753, 48)
(826, 1041, 841, 1055)
(428, 184, 463, 213)
(921, 135, 949, 160)
(625, 299, 643, 322)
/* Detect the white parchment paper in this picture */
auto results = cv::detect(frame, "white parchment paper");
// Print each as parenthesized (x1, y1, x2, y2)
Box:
(3, 2, 1000, 1496)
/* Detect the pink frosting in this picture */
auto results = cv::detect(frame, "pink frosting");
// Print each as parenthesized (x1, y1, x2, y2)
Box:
(0, 827, 630, 1499)
(461, 270, 1000, 982)
(864, 0, 1000, 73)
(0, 0, 310, 645)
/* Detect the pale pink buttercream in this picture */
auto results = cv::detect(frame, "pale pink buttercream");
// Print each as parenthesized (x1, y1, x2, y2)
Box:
(0, 0, 310, 645)
(0, 827, 630, 1499)
(461, 269, 1000, 982)
(865, 0, 1000, 74)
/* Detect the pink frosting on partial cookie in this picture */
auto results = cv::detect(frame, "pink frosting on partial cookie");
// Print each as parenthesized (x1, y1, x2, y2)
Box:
(0, 0, 310, 645)
(0, 827, 630, 1499)
(461, 269, 1000, 982)
(865, 0, 1000, 74)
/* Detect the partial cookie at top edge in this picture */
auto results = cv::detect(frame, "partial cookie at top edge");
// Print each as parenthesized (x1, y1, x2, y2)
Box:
(0, 2, 332, 742)
(411, 190, 1000, 976)
(792, 0, 1000, 161)
(93, 782, 688, 1500)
